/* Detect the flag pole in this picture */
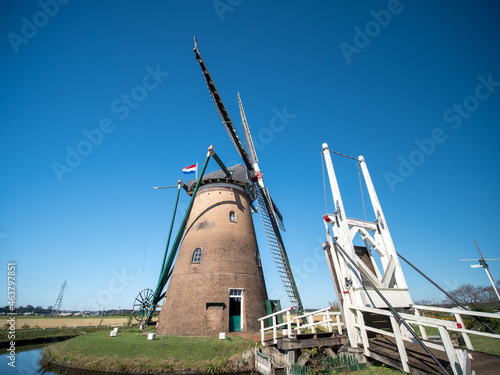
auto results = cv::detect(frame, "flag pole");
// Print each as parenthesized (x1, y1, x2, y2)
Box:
(196, 163, 198, 180)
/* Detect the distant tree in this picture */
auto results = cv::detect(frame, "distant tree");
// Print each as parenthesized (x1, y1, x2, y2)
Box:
(446, 283, 500, 308)
(413, 298, 446, 306)
(328, 301, 340, 311)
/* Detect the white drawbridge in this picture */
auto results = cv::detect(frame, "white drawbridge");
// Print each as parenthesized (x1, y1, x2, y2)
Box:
(258, 143, 500, 375)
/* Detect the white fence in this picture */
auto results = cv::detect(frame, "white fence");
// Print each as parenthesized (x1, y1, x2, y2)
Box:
(412, 304, 500, 351)
(351, 304, 500, 375)
(259, 304, 500, 375)
(258, 306, 344, 345)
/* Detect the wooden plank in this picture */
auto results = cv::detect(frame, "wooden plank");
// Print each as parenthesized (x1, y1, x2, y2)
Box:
(278, 337, 346, 350)
(367, 337, 450, 374)
(366, 337, 500, 375)
(469, 350, 500, 375)
(354, 246, 377, 286)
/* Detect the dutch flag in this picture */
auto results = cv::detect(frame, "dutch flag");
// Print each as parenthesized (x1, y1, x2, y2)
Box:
(182, 163, 198, 175)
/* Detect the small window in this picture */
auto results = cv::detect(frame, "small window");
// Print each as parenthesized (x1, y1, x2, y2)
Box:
(229, 211, 236, 222)
(192, 248, 202, 263)
(254, 251, 262, 267)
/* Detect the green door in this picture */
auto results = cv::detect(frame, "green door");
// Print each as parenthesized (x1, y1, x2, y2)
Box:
(229, 313, 241, 332)
(229, 290, 242, 332)
(265, 300, 282, 327)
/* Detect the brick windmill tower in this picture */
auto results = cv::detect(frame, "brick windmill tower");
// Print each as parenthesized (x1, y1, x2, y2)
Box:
(155, 164, 268, 335)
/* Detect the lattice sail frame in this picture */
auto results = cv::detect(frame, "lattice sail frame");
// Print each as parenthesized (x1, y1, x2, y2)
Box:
(321, 143, 413, 344)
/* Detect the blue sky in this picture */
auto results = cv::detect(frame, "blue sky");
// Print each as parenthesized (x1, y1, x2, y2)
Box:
(1, 1, 499, 311)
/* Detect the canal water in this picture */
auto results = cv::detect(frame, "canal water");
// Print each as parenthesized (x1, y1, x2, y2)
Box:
(1, 345, 105, 375)
(1, 345, 58, 374)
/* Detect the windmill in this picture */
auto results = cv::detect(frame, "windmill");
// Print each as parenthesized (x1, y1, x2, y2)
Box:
(193, 37, 303, 312)
(461, 239, 500, 302)
(132, 39, 302, 335)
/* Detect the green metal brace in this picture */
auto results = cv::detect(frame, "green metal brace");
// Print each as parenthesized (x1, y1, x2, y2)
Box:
(146, 147, 214, 323)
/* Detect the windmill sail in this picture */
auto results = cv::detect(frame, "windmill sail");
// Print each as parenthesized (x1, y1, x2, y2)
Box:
(238, 93, 259, 165)
(193, 38, 252, 171)
(194, 39, 303, 310)
(256, 186, 301, 309)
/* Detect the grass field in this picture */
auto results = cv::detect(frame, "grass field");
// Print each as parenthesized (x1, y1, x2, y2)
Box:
(0, 316, 131, 329)
(42, 327, 409, 374)
(351, 367, 405, 374)
(0, 326, 112, 344)
(42, 327, 254, 374)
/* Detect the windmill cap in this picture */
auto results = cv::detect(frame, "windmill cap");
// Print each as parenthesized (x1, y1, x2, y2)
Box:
(185, 163, 251, 194)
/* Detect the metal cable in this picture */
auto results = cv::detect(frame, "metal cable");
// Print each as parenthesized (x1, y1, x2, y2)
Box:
(142, 188, 157, 288)
(397, 252, 498, 335)
(328, 149, 359, 162)
(332, 240, 450, 375)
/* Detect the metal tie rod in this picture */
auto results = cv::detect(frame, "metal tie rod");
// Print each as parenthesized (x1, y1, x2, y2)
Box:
(332, 239, 450, 375)
(397, 251, 498, 335)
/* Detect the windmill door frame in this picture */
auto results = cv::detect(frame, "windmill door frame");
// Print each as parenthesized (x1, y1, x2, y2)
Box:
(228, 288, 243, 332)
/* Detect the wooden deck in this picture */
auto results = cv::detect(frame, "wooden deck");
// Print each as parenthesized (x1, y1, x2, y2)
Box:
(263, 332, 347, 350)
(365, 337, 500, 375)
(277, 332, 347, 350)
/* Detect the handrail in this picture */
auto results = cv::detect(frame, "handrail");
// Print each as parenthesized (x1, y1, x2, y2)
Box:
(259, 307, 294, 344)
(413, 304, 500, 318)
(350, 305, 458, 374)
(294, 306, 343, 335)
(259, 306, 345, 345)
(258, 306, 294, 321)
(350, 303, 500, 375)
(412, 304, 500, 350)
(293, 306, 335, 320)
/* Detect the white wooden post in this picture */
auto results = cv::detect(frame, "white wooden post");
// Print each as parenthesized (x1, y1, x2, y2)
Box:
(260, 318, 265, 345)
(322, 145, 363, 290)
(438, 326, 463, 375)
(456, 349, 472, 375)
(272, 315, 277, 344)
(414, 308, 428, 340)
(326, 309, 332, 332)
(323, 218, 359, 346)
(336, 313, 343, 335)
(308, 315, 315, 333)
(389, 316, 410, 373)
(287, 309, 292, 338)
(454, 313, 473, 350)
(358, 156, 408, 291)
(356, 309, 370, 357)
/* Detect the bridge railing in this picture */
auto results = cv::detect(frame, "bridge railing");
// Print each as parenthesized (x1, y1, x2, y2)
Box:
(258, 307, 294, 345)
(293, 306, 343, 335)
(259, 306, 344, 346)
(412, 304, 500, 351)
(350, 305, 481, 374)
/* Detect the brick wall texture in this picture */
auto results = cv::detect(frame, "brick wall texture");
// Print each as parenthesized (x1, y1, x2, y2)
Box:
(155, 183, 268, 336)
